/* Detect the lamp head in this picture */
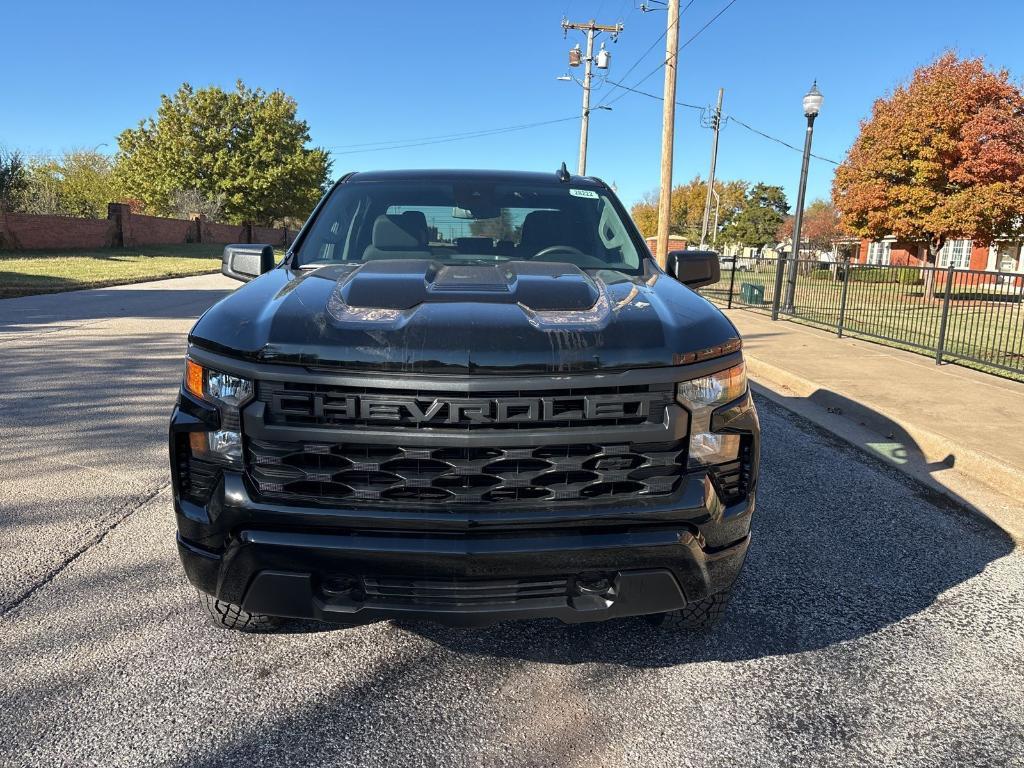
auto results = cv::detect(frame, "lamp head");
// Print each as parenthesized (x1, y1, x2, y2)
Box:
(803, 81, 823, 117)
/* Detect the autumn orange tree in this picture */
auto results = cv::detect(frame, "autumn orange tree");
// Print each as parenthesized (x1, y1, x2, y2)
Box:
(777, 199, 849, 252)
(630, 176, 748, 241)
(833, 53, 1024, 294)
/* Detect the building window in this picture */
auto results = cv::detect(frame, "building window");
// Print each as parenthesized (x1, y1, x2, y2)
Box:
(938, 239, 973, 269)
(867, 241, 891, 265)
(996, 243, 1022, 273)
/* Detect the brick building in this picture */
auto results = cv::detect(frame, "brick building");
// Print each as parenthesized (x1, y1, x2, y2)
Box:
(854, 237, 1024, 275)
(644, 234, 688, 259)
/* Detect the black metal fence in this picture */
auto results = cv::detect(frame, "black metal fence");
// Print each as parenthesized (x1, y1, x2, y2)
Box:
(701, 256, 1024, 379)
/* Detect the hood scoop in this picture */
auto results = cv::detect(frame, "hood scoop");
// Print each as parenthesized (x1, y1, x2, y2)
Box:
(338, 259, 600, 311)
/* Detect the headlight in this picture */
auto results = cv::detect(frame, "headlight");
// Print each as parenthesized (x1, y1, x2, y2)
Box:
(676, 363, 746, 409)
(185, 359, 253, 409)
(184, 358, 253, 464)
(677, 362, 746, 468)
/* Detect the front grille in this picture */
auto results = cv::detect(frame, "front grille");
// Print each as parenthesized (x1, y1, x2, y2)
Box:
(247, 438, 685, 505)
(256, 380, 674, 431)
(359, 576, 569, 606)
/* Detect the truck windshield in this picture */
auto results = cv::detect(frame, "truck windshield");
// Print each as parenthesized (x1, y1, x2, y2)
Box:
(295, 180, 644, 272)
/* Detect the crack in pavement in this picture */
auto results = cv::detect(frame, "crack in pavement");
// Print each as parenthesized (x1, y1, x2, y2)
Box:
(0, 482, 172, 620)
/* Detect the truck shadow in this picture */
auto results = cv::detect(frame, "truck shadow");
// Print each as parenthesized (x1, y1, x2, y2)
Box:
(395, 395, 1015, 667)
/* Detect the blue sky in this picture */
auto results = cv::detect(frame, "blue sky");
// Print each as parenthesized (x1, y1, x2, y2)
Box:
(4, 0, 1023, 210)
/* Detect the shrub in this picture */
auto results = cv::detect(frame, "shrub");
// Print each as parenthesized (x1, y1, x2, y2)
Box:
(849, 267, 898, 283)
(897, 267, 924, 285)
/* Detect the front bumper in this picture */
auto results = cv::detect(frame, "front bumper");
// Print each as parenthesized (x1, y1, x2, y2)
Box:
(178, 527, 749, 627)
(173, 465, 754, 626)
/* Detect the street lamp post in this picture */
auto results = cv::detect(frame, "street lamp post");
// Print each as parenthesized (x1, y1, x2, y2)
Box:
(782, 82, 823, 313)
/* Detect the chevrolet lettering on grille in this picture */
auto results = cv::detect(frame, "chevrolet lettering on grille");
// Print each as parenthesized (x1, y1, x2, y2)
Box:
(271, 392, 665, 425)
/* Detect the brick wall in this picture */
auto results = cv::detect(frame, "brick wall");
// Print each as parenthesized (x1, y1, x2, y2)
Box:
(644, 235, 689, 258)
(0, 205, 297, 251)
(252, 225, 289, 246)
(969, 242, 990, 270)
(0, 212, 116, 250)
(127, 213, 195, 246)
(203, 221, 247, 243)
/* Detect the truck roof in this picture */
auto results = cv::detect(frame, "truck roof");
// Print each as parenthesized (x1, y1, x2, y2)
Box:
(343, 168, 608, 188)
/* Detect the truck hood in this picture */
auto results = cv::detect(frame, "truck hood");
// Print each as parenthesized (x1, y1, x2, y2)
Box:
(189, 260, 739, 373)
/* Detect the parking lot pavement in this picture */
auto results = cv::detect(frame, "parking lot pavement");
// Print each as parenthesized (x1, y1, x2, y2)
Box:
(0, 274, 236, 610)
(2, 277, 1022, 767)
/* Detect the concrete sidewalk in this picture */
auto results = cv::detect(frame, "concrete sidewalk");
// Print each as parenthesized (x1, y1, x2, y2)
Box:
(725, 309, 1024, 540)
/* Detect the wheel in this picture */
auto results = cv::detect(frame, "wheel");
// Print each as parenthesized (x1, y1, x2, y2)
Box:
(648, 589, 732, 631)
(198, 590, 284, 632)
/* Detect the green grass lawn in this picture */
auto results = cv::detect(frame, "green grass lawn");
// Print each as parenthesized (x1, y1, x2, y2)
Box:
(0, 244, 229, 299)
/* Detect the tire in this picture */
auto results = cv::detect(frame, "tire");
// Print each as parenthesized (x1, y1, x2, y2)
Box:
(198, 590, 284, 632)
(648, 589, 731, 631)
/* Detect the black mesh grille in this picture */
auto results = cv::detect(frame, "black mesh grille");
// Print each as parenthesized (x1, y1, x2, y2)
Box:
(710, 439, 753, 505)
(359, 576, 570, 606)
(175, 438, 220, 504)
(256, 380, 674, 431)
(247, 438, 685, 505)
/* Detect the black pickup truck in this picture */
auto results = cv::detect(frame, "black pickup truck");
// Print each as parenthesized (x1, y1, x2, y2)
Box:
(169, 168, 759, 632)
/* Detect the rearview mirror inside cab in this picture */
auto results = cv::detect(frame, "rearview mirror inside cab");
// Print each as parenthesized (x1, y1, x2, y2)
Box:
(222, 244, 276, 282)
(667, 249, 720, 289)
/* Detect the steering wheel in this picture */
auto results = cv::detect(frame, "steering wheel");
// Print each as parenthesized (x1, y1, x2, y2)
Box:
(531, 245, 587, 261)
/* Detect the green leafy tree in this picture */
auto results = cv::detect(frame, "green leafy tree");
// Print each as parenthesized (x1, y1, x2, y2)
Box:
(24, 150, 118, 218)
(720, 183, 789, 249)
(0, 146, 28, 212)
(115, 81, 331, 224)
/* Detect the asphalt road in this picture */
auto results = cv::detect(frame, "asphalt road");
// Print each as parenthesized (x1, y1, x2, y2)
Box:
(1, 275, 1022, 768)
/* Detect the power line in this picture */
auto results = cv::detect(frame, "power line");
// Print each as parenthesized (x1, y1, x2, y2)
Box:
(621, 0, 738, 96)
(609, 0, 693, 89)
(325, 118, 577, 149)
(589, 0, 644, 101)
(725, 115, 840, 165)
(598, 78, 841, 165)
(601, 0, 696, 106)
(602, 0, 733, 107)
(600, 79, 704, 110)
(678, 0, 737, 50)
(324, 116, 580, 155)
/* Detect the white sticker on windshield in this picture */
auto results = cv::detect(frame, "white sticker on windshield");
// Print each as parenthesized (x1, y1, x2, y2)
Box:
(569, 188, 599, 199)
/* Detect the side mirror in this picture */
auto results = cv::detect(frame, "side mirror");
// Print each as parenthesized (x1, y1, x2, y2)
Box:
(222, 244, 275, 282)
(667, 249, 720, 289)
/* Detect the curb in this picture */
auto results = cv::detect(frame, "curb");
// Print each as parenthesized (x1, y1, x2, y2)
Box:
(744, 354, 1024, 543)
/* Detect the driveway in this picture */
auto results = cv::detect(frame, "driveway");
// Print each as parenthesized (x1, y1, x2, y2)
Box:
(1, 275, 1021, 767)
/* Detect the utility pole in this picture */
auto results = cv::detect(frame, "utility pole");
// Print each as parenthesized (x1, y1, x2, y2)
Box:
(562, 18, 623, 176)
(699, 88, 724, 250)
(577, 27, 595, 175)
(655, 0, 680, 269)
